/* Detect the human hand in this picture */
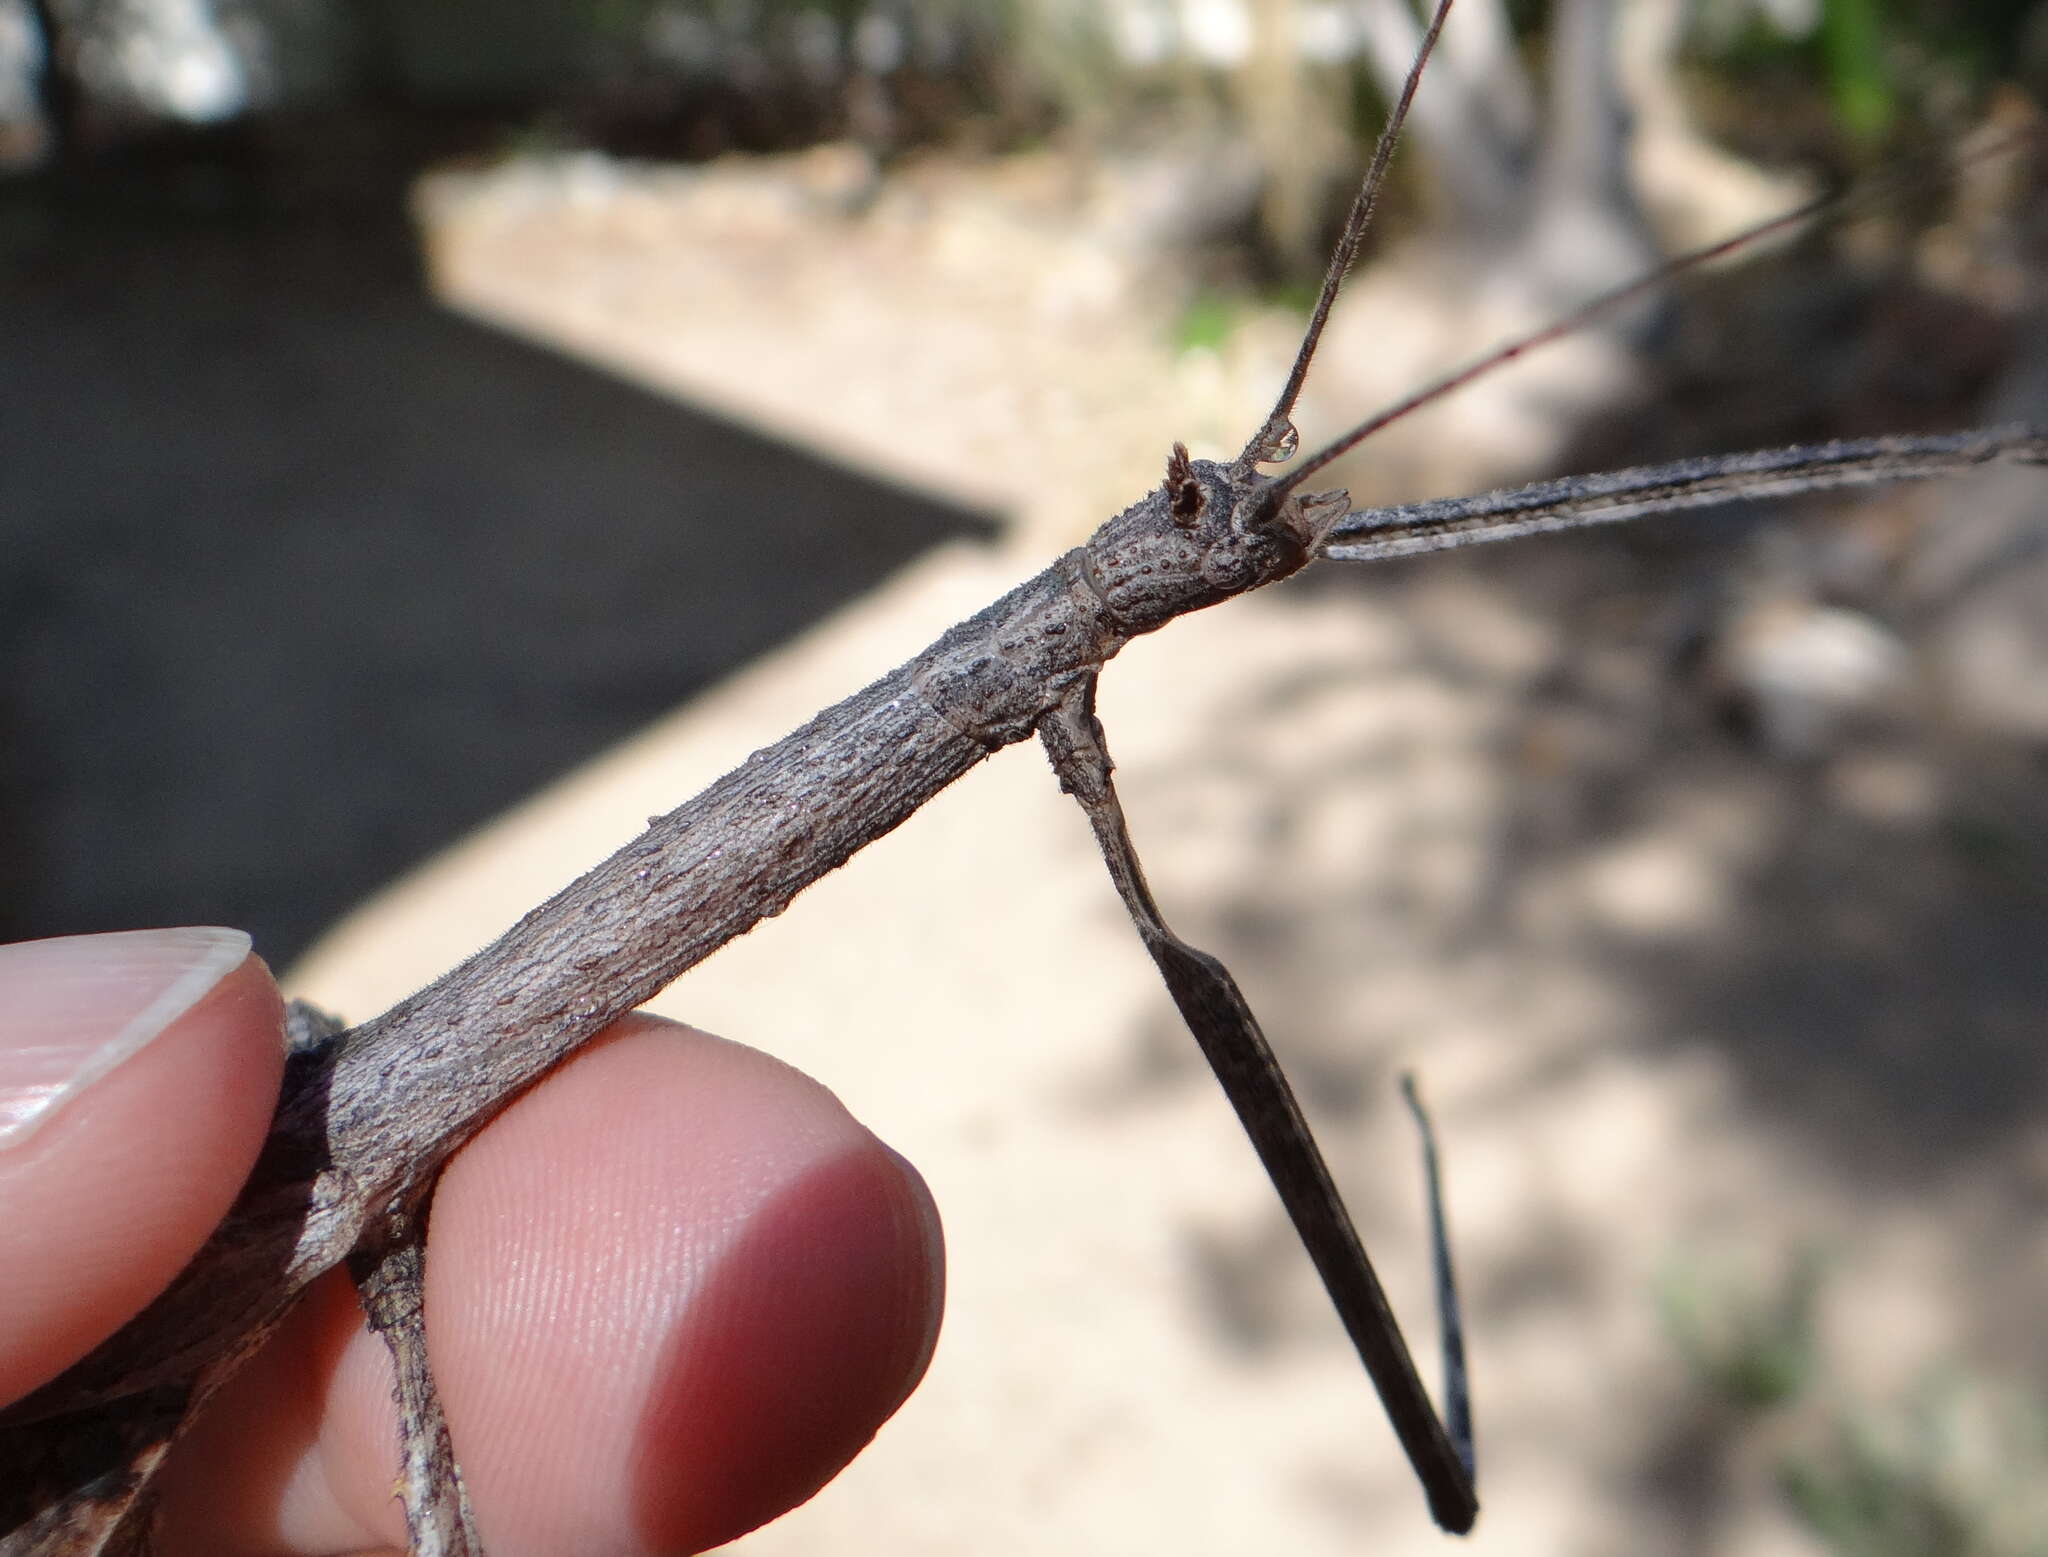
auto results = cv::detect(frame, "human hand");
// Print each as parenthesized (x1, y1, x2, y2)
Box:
(0, 927, 944, 1555)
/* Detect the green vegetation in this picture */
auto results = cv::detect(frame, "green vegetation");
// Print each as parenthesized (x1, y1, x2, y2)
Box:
(1662, 1246, 2048, 1557)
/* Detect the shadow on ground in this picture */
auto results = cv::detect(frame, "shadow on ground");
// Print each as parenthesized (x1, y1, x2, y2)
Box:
(0, 170, 992, 965)
(1146, 518, 2048, 1362)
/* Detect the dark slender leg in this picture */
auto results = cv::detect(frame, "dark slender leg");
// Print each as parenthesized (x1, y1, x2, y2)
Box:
(1038, 674, 1478, 1534)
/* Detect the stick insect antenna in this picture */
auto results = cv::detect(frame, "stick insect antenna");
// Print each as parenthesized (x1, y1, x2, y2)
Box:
(1261, 122, 2043, 522)
(1234, 0, 1461, 476)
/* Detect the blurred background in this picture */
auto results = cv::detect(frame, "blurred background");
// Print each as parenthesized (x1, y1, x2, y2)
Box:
(5, 1, 2048, 1553)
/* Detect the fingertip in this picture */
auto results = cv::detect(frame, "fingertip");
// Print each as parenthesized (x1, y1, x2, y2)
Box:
(0, 929, 286, 1404)
(152, 1017, 945, 1557)
(410, 1019, 945, 1555)
(626, 1113, 946, 1551)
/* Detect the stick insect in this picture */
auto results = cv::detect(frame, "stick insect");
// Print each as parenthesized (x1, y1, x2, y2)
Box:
(3, 0, 2043, 1550)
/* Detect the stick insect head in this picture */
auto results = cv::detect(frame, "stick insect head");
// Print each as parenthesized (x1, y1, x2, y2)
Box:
(1069, 0, 1453, 639)
(1080, 443, 1350, 635)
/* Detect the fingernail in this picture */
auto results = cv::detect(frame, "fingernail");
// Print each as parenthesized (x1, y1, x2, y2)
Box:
(0, 927, 252, 1151)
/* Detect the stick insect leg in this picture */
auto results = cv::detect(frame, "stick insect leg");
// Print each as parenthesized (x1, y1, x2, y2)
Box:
(348, 1193, 480, 1557)
(1400, 1074, 1473, 1483)
(1037, 674, 1478, 1535)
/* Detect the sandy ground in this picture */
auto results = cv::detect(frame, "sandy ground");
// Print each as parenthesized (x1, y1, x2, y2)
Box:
(266, 141, 2048, 1556)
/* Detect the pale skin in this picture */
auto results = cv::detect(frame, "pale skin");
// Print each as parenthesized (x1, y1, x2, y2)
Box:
(0, 942, 945, 1557)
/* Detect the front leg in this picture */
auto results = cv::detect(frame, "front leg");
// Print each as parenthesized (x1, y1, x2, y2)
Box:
(1037, 673, 1478, 1534)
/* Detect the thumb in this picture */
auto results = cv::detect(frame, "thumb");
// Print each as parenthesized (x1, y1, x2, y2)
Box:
(0, 928, 286, 1405)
